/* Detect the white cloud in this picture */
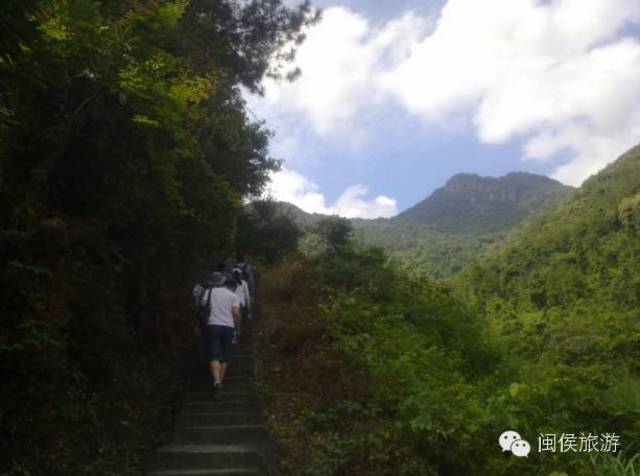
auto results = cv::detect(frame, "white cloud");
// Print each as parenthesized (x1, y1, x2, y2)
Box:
(332, 185, 398, 219)
(266, 167, 327, 213)
(380, 0, 640, 185)
(264, 168, 398, 219)
(255, 7, 429, 138)
(253, 0, 640, 187)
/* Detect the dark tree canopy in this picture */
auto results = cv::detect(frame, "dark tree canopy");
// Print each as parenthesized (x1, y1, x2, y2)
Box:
(314, 215, 354, 248)
(0, 1, 316, 473)
(236, 200, 303, 264)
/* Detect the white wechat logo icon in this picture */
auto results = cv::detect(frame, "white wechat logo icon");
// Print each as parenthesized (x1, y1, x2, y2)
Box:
(499, 430, 531, 457)
(499, 430, 521, 451)
(511, 439, 531, 457)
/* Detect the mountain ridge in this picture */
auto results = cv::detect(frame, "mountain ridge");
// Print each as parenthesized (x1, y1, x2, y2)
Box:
(268, 170, 575, 234)
(461, 144, 640, 334)
(393, 171, 574, 235)
(260, 170, 575, 278)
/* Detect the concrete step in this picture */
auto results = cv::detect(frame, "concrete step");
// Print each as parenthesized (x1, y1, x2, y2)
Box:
(173, 425, 269, 445)
(181, 402, 263, 414)
(191, 369, 255, 377)
(187, 375, 255, 392)
(184, 393, 260, 403)
(190, 367, 255, 377)
(190, 378, 255, 385)
(218, 373, 255, 381)
(181, 402, 262, 413)
(223, 366, 255, 373)
(188, 383, 258, 391)
(150, 444, 267, 471)
(148, 470, 261, 476)
(225, 364, 256, 371)
(181, 394, 261, 406)
(188, 382, 256, 389)
(195, 377, 254, 385)
(190, 374, 255, 382)
(148, 323, 273, 475)
(177, 412, 265, 427)
(223, 369, 256, 383)
(188, 360, 254, 371)
(185, 390, 258, 400)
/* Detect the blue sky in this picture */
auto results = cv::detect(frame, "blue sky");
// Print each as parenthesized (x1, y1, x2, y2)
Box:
(246, 0, 640, 218)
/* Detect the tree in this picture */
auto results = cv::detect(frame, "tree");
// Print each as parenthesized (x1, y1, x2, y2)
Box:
(237, 200, 302, 264)
(0, 1, 317, 473)
(314, 216, 354, 248)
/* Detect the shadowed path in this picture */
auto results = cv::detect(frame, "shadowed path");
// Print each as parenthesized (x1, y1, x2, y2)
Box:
(147, 324, 275, 476)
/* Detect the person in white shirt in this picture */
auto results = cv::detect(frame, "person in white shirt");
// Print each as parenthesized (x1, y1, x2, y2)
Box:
(192, 283, 204, 306)
(200, 272, 241, 394)
(235, 255, 256, 298)
(232, 267, 251, 318)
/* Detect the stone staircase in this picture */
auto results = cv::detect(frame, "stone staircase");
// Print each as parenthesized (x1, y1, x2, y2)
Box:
(147, 329, 274, 476)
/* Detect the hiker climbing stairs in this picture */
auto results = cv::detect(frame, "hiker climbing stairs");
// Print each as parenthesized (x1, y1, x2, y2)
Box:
(146, 326, 274, 476)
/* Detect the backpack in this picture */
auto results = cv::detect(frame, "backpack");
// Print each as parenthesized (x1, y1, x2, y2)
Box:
(197, 287, 212, 328)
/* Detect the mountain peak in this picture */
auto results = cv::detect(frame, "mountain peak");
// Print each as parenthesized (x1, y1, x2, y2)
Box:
(395, 171, 574, 235)
(443, 173, 483, 191)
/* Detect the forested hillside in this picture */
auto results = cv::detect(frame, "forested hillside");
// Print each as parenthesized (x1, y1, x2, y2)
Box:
(463, 145, 640, 312)
(271, 171, 573, 279)
(256, 146, 640, 475)
(353, 170, 573, 277)
(395, 172, 573, 235)
(265, 203, 485, 278)
(0, 1, 314, 474)
(352, 219, 487, 278)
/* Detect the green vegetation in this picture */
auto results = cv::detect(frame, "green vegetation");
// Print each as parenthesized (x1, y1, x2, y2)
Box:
(274, 172, 573, 280)
(463, 145, 640, 313)
(352, 172, 573, 279)
(352, 219, 487, 279)
(3, 2, 640, 476)
(237, 201, 304, 265)
(257, 148, 640, 475)
(0, 1, 313, 474)
(395, 172, 574, 236)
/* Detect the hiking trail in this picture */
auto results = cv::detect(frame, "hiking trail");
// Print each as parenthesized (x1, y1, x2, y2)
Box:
(146, 323, 275, 476)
